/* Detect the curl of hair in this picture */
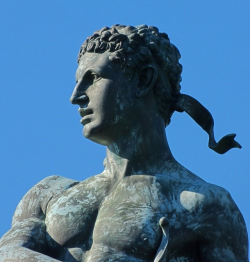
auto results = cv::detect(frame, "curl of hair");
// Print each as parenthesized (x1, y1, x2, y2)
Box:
(78, 24, 182, 126)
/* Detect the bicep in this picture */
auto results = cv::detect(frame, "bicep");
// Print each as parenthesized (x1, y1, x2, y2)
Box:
(0, 179, 51, 252)
(0, 217, 48, 253)
(0, 219, 61, 262)
(0, 176, 78, 261)
(1, 176, 74, 250)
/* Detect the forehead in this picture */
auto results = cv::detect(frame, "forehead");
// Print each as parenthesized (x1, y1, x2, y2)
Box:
(76, 52, 117, 79)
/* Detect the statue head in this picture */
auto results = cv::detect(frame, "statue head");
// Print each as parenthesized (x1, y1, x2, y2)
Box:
(71, 24, 241, 153)
(77, 24, 182, 126)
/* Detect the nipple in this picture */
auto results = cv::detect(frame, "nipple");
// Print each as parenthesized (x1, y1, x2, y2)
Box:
(154, 217, 169, 262)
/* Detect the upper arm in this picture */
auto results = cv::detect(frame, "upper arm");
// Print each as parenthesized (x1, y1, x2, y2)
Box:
(198, 188, 248, 261)
(0, 175, 78, 253)
(0, 217, 48, 255)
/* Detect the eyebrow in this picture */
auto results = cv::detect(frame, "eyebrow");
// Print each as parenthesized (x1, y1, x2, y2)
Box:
(88, 67, 103, 76)
(75, 67, 105, 82)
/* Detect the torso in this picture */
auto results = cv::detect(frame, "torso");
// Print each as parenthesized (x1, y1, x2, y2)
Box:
(44, 168, 212, 262)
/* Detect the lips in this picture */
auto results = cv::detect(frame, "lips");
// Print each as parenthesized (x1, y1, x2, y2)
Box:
(78, 107, 93, 117)
(78, 107, 93, 125)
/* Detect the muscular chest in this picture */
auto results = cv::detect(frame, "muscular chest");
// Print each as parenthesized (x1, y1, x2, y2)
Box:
(93, 175, 175, 258)
(45, 175, 110, 248)
(93, 175, 204, 260)
(45, 174, 202, 261)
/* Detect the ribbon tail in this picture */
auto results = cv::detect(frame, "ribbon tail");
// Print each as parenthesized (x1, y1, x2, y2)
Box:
(174, 94, 242, 154)
(154, 217, 169, 262)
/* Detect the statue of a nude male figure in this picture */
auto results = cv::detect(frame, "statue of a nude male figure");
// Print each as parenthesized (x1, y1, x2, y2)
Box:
(0, 25, 248, 261)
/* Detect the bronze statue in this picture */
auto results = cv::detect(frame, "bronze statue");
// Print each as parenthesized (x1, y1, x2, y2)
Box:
(0, 24, 248, 261)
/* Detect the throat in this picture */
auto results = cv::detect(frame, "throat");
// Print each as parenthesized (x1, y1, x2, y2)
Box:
(105, 155, 132, 189)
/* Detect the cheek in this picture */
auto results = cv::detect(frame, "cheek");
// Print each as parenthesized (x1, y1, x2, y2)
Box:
(91, 79, 134, 123)
(89, 93, 116, 123)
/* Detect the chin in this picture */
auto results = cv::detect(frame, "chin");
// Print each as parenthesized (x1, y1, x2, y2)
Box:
(83, 123, 111, 146)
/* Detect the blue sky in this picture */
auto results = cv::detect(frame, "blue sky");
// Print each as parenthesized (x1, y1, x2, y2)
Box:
(1, 0, 249, 252)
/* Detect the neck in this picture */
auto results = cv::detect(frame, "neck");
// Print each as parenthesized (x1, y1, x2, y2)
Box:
(105, 117, 174, 184)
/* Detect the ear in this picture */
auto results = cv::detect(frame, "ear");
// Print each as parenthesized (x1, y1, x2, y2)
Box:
(136, 65, 157, 98)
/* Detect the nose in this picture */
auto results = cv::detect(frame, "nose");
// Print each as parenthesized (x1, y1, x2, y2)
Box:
(70, 80, 87, 105)
(70, 92, 86, 105)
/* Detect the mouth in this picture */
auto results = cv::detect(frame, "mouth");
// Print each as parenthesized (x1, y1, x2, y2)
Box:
(75, 94, 93, 125)
(78, 107, 93, 125)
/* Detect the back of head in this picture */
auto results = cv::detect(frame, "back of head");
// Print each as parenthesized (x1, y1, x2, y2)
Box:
(78, 24, 182, 126)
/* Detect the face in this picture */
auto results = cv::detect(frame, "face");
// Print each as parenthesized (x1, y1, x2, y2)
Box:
(70, 52, 139, 145)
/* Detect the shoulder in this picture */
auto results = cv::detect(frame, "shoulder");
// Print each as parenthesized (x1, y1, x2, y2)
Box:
(184, 182, 248, 258)
(181, 180, 245, 225)
(180, 181, 231, 209)
(12, 175, 78, 225)
(185, 181, 242, 215)
(165, 161, 242, 217)
(203, 182, 247, 234)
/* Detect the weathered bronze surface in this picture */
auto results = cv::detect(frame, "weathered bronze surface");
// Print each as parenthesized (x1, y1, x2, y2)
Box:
(0, 25, 248, 261)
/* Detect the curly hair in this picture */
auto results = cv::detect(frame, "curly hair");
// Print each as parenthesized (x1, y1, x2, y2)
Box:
(78, 24, 182, 126)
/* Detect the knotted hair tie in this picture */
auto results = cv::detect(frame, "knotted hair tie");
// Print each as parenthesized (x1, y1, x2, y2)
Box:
(173, 94, 242, 154)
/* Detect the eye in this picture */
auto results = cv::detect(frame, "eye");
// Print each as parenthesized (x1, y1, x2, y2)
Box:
(90, 72, 101, 83)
